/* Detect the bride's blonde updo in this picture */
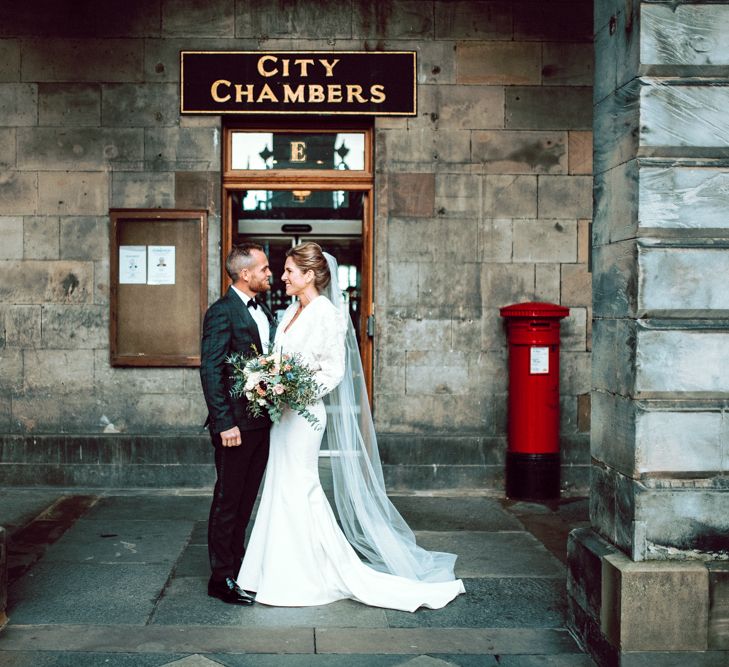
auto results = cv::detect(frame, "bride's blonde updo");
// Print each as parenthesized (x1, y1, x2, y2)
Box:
(286, 242, 331, 292)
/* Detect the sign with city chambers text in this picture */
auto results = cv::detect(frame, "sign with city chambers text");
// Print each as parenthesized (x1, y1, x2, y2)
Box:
(180, 51, 416, 116)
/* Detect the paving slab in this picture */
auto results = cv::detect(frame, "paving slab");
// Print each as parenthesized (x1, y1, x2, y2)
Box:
(172, 544, 209, 577)
(0, 624, 315, 654)
(0, 654, 500, 667)
(616, 652, 729, 667)
(164, 657, 224, 667)
(189, 521, 209, 545)
(551, 498, 590, 525)
(395, 658, 475, 667)
(414, 532, 565, 578)
(208, 657, 474, 667)
(0, 652, 185, 667)
(0, 490, 595, 665)
(504, 499, 590, 565)
(391, 497, 523, 532)
(38, 519, 193, 565)
(188, 520, 254, 547)
(0, 653, 597, 667)
(7, 562, 171, 624)
(169, 538, 277, 577)
(497, 657, 598, 666)
(385, 577, 566, 629)
(83, 495, 211, 522)
(151, 576, 389, 628)
(209, 657, 499, 667)
(4, 495, 100, 588)
(0, 489, 67, 532)
(168, 527, 567, 582)
(314, 627, 583, 655)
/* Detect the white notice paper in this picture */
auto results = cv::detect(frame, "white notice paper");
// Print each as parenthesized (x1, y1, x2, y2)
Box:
(119, 245, 146, 284)
(530, 347, 549, 375)
(147, 246, 175, 285)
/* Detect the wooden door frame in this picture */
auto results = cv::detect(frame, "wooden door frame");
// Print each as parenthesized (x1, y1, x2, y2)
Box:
(221, 121, 374, 397)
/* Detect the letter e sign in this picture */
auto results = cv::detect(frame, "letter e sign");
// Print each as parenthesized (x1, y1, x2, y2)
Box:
(290, 141, 307, 162)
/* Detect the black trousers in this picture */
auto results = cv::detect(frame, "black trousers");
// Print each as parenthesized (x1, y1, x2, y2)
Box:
(207, 427, 270, 583)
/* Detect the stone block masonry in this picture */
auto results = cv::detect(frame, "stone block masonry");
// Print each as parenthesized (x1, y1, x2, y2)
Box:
(0, 0, 593, 492)
(375, 1, 592, 491)
(589, 0, 729, 563)
(570, 2, 729, 664)
(568, 528, 729, 663)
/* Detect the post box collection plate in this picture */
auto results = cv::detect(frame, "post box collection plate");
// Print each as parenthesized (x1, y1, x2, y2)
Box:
(529, 347, 549, 374)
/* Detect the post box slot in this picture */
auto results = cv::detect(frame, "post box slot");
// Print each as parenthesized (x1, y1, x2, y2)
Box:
(529, 321, 550, 328)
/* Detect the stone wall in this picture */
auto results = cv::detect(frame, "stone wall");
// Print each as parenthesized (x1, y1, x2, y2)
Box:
(0, 0, 593, 490)
(569, 3, 729, 662)
(372, 0, 593, 489)
(590, 0, 729, 560)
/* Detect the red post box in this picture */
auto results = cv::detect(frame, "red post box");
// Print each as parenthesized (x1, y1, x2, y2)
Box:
(499, 302, 569, 500)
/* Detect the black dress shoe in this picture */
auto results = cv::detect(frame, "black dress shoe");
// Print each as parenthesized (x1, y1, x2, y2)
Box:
(207, 577, 255, 605)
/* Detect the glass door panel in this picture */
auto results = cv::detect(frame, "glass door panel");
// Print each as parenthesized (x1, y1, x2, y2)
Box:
(232, 190, 364, 344)
(234, 189, 363, 220)
(231, 131, 366, 171)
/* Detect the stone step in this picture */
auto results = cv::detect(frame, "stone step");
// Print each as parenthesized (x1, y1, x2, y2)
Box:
(0, 624, 584, 656)
(0, 434, 590, 492)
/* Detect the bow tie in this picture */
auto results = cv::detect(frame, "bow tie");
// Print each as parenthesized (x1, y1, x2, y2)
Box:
(246, 299, 258, 310)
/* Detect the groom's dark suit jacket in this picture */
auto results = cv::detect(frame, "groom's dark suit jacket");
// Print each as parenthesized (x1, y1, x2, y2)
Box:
(200, 288, 275, 435)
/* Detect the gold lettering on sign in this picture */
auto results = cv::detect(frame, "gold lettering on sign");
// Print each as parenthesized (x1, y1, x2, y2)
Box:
(206, 57, 396, 108)
(320, 58, 339, 77)
(257, 83, 278, 102)
(346, 85, 366, 104)
(308, 85, 325, 103)
(290, 141, 307, 163)
(370, 84, 386, 103)
(234, 84, 254, 103)
(257, 55, 278, 77)
(257, 55, 331, 78)
(211, 81, 389, 106)
(283, 84, 305, 103)
(211, 79, 232, 102)
(327, 84, 343, 103)
(294, 59, 315, 76)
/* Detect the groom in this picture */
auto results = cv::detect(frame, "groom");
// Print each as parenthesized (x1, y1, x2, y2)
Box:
(200, 243, 274, 605)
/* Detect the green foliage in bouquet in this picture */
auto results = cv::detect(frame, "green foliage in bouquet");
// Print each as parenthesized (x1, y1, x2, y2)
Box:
(227, 348, 323, 428)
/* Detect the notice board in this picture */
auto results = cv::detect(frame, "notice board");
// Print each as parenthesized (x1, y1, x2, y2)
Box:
(110, 209, 208, 366)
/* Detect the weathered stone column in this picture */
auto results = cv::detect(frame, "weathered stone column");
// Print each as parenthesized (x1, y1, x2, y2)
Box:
(569, 2, 729, 663)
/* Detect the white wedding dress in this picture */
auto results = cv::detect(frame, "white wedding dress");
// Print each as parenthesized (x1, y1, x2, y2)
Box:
(237, 295, 465, 611)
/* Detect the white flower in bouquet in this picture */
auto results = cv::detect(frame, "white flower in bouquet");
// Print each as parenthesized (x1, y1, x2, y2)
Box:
(244, 370, 261, 391)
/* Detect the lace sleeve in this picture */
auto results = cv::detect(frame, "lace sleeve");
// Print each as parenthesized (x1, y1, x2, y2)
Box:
(311, 301, 346, 399)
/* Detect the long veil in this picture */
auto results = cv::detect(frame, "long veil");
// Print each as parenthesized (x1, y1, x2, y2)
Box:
(322, 252, 458, 583)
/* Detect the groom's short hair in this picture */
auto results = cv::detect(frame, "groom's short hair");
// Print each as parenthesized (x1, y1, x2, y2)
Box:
(226, 243, 264, 281)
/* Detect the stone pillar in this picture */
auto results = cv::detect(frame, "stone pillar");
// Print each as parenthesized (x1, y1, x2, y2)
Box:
(569, 2, 729, 663)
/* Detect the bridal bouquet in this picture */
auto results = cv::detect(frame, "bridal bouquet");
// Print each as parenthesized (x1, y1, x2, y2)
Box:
(227, 349, 323, 428)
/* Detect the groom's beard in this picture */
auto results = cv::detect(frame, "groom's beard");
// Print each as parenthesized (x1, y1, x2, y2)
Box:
(250, 277, 272, 294)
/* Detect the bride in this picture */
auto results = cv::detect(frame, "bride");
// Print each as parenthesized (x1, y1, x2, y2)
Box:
(236, 242, 465, 611)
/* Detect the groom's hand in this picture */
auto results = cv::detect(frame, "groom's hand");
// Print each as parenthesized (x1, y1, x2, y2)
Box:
(220, 426, 242, 447)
